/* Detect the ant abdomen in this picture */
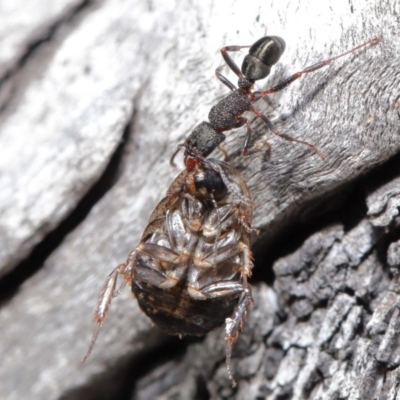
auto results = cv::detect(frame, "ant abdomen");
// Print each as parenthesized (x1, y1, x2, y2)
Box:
(242, 36, 286, 81)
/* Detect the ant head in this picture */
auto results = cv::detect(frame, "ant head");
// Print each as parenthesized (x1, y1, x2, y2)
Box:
(241, 36, 286, 81)
(183, 122, 226, 168)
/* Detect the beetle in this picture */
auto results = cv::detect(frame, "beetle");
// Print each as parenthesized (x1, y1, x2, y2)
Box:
(83, 156, 255, 386)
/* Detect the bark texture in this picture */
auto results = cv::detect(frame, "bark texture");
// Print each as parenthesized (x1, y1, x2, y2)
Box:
(0, 0, 399, 399)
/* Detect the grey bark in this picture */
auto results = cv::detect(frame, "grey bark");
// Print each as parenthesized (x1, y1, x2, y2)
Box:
(0, 0, 399, 399)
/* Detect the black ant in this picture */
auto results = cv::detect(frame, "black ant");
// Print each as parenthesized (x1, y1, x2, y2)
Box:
(171, 35, 380, 167)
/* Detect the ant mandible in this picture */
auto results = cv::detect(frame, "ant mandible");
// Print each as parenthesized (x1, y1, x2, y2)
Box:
(171, 35, 380, 166)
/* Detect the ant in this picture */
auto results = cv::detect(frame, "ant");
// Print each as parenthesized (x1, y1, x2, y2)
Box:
(171, 35, 380, 166)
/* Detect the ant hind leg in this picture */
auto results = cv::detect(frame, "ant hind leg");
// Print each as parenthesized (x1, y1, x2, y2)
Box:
(240, 117, 272, 157)
(251, 107, 325, 158)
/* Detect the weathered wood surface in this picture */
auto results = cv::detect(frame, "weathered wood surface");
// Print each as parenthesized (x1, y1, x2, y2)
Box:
(0, 0, 85, 79)
(0, 0, 399, 399)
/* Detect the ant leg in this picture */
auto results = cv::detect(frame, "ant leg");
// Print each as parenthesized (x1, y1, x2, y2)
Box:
(241, 119, 253, 154)
(225, 117, 252, 155)
(217, 144, 230, 161)
(257, 37, 380, 97)
(251, 107, 325, 157)
(239, 118, 272, 157)
(215, 68, 237, 91)
(220, 45, 251, 78)
(245, 140, 272, 158)
(170, 144, 184, 167)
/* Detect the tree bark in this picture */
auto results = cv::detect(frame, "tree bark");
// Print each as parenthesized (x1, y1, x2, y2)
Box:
(0, 0, 399, 399)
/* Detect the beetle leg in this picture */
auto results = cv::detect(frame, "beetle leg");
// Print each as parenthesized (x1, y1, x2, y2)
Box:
(188, 280, 244, 303)
(134, 261, 187, 290)
(136, 243, 188, 289)
(238, 242, 253, 279)
(158, 269, 186, 289)
(225, 285, 253, 387)
(138, 242, 180, 264)
(198, 241, 253, 279)
(187, 285, 208, 300)
(134, 263, 168, 287)
(82, 250, 137, 362)
(189, 240, 252, 303)
(202, 204, 235, 238)
(201, 281, 244, 298)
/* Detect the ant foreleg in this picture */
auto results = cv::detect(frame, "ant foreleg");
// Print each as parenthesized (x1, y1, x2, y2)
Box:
(220, 45, 251, 78)
(257, 37, 380, 97)
(251, 107, 325, 157)
(215, 68, 237, 91)
(217, 144, 230, 161)
(170, 144, 185, 167)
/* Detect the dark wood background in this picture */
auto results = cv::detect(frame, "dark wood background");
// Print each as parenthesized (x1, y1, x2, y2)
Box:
(1, 0, 399, 399)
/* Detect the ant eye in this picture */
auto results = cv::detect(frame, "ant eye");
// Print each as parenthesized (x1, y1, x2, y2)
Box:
(205, 140, 215, 151)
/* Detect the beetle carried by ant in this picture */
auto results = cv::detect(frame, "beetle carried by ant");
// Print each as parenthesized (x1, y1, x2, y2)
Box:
(171, 35, 380, 165)
(83, 145, 255, 386)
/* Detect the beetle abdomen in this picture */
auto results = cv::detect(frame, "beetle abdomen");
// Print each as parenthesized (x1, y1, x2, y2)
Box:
(132, 276, 240, 336)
